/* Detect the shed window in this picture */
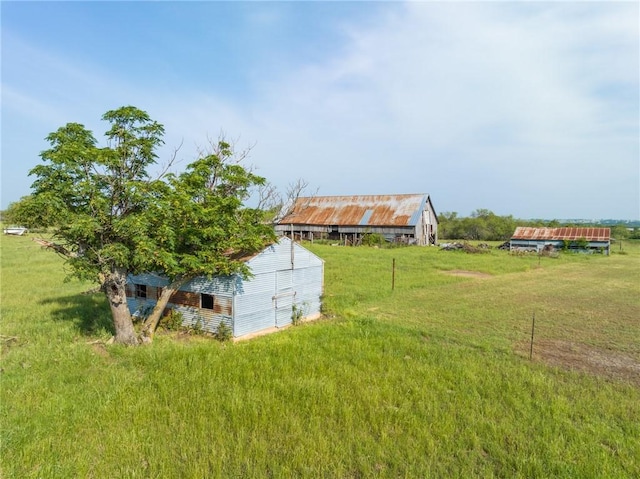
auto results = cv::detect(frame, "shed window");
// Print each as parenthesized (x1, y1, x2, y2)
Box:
(135, 284, 147, 299)
(201, 293, 214, 310)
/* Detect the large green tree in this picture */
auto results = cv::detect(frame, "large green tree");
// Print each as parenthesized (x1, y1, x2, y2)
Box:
(30, 106, 275, 344)
(138, 140, 275, 340)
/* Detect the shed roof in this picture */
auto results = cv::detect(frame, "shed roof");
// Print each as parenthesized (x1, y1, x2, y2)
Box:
(278, 194, 433, 227)
(511, 227, 610, 241)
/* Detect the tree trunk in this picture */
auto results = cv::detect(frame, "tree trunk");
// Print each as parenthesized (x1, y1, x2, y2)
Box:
(140, 276, 191, 341)
(104, 267, 138, 345)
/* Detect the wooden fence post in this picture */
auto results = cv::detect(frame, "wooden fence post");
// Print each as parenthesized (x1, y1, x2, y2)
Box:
(392, 258, 396, 291)
(529, 311, 536, 360)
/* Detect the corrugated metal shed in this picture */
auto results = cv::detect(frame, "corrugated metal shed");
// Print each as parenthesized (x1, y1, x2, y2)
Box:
(510, 227, 611, 255)
(126, 238, 324, 339)
(512, 227, 611, 241)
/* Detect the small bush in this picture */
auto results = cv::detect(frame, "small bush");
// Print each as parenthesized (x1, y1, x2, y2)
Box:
(159, 309, 183, 331)
(361, 233, 385, 247)
(291, 304, 304, 326)
(214, 321, 233, 342)
(190, 316, 205, 336)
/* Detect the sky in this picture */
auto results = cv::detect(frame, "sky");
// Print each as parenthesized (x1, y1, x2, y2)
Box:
(2, 1, 639, 220)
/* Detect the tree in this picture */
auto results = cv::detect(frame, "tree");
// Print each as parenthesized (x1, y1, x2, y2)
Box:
(139, 139, 275, 340)
(3, 195, 67, 229)
(29, 106, 274, 344)
(257, 177, 318, 225)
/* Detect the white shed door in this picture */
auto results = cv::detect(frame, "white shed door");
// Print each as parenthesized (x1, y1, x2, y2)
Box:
(275, 270, 293, 327)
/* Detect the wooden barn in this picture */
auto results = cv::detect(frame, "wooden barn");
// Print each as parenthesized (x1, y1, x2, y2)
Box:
(510, 227, 611, 255)
(126, 237, 324, 338)
(276, 193, 438, 245)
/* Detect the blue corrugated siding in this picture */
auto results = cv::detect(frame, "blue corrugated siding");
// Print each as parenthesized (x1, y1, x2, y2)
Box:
(126, 237, 324, 338)
(234, 239, 323, 336)
(127, 297, 157, 317)
(292, 265, 323, 317)
(128, 273, 168, 287)
(182, 275, 236, 294)
(174, 303, 232, 332)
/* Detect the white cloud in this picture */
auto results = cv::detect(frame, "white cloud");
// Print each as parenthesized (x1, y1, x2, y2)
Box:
(2, 2, 638, 218)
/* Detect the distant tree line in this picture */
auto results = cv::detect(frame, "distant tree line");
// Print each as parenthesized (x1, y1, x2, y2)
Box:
(438, 209, 640, 241)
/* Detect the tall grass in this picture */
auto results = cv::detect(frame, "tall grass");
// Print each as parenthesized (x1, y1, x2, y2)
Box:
(2, 234, 639, 478)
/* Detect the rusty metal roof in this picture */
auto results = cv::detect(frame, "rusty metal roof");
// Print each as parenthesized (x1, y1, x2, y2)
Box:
(511, 227, 610, 241)
(278, 194, 431, 227)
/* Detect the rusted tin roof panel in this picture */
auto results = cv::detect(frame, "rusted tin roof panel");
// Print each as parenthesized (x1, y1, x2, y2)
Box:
(512, 227, 610, 241)
(279, 194, 429, 227)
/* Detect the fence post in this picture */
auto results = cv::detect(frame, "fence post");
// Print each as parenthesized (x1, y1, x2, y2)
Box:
(529, 311, 536, 360)
(392, 258, 396, 291)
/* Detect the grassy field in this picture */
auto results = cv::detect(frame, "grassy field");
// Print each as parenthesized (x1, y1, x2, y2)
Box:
(1, 234, 639, 478)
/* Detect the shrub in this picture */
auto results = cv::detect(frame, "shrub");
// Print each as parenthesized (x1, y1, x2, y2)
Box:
(291, 304, 304, 326)
(361, 233, 385, 247)
(190, 316, 205, 336)
(159, 309, 184, 331)
(214, 321, 233, 342)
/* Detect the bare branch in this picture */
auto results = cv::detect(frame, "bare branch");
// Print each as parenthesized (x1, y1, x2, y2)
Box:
(256, 181, 282, 212)
(269, 178, 319, 224)
(155, 139, 184, 180)
(197, 131, 255, 164)
(32, 238, 76, 258)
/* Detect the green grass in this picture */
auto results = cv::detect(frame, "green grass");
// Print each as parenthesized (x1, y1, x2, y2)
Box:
(2, 234, 639, 478)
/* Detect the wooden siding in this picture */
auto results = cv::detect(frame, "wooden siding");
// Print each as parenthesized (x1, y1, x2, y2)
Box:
(170, 290, 200, 308)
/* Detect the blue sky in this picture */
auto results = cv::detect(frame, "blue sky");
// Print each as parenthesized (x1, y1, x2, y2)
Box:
(2, 1, 639, 220)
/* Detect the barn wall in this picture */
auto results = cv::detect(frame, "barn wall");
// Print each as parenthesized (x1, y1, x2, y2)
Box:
(509, 239, 610, 254)
(126, 273, 235, 333)
(233, 238, 324, 337)
(232, 271, 278, 337)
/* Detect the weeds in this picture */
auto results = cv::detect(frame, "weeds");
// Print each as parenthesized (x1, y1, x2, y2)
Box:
(214, 321, 233, 342)
(2, 234, 639, 478)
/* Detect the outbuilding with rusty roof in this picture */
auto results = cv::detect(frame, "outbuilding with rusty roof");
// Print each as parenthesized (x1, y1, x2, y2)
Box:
(276, 193, 438, 245)
(126, 237, 324, 339)
(510, 227, 610, 255)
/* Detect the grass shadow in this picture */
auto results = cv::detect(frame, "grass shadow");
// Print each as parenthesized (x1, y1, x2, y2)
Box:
(39, 292, 115, 337)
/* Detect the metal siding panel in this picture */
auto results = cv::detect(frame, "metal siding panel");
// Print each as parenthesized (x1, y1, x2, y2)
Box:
(183, 276, 235, 295)
(127, 297, 157, 316)
(127, 273, 168, 288)
(247, 240, 293, 274)
(236, 272, 273, 296)
(292, 266, 323, 318)
(275, 269, 293, 327)
(292, 241, 324, 269)
(409, 195, 429, 225)
(359, 209, 374, 226)
(234, 310, 274, 336)
(233, 271, 276, 334)
(172, 305, 232, 334)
